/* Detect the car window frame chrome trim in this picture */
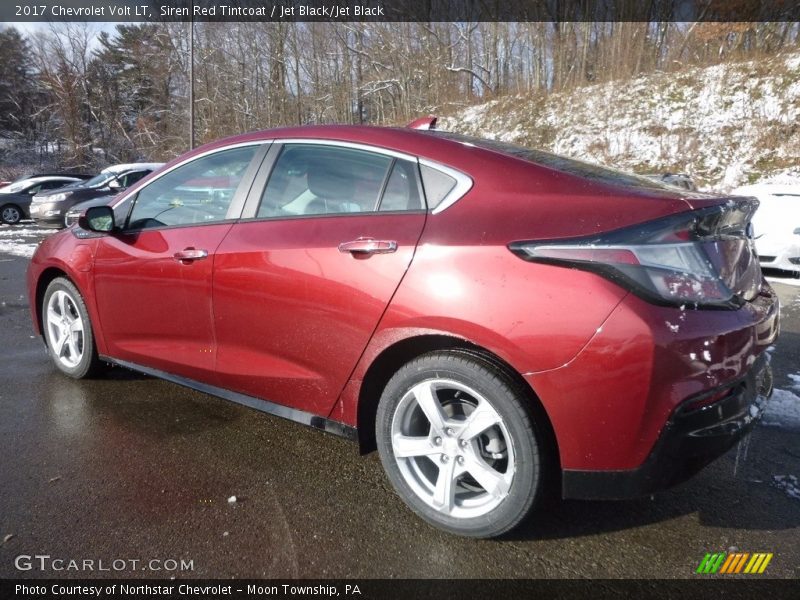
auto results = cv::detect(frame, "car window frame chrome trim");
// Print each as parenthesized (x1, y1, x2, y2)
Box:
(106, 138, 473, 222)
(241, 138, 472, 219)
(271, 138, 419, 162)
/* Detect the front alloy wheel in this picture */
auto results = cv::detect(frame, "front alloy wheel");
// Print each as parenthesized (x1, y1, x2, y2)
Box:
(377, 351, 544, 538)
(42, 278, 101, 378)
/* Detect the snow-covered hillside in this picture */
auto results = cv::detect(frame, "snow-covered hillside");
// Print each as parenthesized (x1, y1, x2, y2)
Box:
(440, 52, 800, 191)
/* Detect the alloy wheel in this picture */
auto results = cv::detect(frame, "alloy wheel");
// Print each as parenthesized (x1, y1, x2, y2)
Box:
(45, 289, 85, 369)
(1, 206, 21, 224)
(390, 378, 515, 519)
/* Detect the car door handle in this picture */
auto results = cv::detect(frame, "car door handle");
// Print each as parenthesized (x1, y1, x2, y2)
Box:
(173, 248, 208, 262)
(338, 238, 398, 255)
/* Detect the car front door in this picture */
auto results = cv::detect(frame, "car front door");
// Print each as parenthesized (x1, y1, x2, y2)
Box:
(92, 144, 267, 381)
(212, 142, 428, 416)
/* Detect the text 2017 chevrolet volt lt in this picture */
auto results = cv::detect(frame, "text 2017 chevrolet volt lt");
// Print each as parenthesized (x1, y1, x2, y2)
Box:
(27, 124, 778, 537)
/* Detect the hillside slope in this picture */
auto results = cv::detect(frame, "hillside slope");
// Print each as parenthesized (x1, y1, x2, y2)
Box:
(441, 52, 800, 191)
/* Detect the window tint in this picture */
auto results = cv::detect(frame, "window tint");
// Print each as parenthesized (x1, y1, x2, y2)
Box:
(419, 164, 457, 209)
(378, 160, 424, 211)
(258, 144, 392, 218)
(127, 146, 257, 229)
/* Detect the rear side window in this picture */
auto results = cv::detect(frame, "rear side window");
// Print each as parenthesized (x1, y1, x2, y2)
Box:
(258, 144, 394, 218)
(419, 164, 457, 209)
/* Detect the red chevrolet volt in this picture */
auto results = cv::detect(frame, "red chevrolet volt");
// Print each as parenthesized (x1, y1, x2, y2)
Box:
(27, 123, 778, 537)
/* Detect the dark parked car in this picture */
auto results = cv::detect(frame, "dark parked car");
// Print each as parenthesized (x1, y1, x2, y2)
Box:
(27, 124, 777, 538)
(30, 162, 163, 228)
(0, 175, 85, 224)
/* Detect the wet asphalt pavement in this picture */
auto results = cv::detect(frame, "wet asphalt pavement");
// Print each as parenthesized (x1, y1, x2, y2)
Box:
(0, 225, 798, 579)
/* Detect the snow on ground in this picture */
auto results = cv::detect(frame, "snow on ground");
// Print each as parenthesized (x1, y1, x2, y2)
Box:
(0, 225, 54, 258)
(762, 388, 800, 430)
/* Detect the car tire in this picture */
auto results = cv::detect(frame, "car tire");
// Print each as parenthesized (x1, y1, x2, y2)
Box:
(376, 351, 545, 538)
(1, 204, 22, 225)
(42, 278, 102, 378)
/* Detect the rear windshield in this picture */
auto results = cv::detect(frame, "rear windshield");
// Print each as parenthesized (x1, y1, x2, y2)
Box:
(428, 131, 677, 192)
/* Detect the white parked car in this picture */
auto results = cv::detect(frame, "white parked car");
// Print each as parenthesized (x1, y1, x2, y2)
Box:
(732, 183, 800, 277)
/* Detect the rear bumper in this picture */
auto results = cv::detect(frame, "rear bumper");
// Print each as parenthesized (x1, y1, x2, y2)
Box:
(562, 352, 773, 499)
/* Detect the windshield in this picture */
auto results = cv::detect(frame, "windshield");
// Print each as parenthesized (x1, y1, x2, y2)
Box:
(60, 179, 88, 190)
(83, 172, 115, 188)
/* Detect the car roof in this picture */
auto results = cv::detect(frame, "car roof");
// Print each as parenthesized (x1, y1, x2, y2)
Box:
(0, 175, 81, 191)
(21, 175, 81, 184)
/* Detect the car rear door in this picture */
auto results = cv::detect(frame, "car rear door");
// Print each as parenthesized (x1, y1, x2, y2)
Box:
(212, 142, 427, 416)
(92, 144, 267, 382)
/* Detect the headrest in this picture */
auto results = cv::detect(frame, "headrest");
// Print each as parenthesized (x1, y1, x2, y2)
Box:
(306, 160, 352, 201)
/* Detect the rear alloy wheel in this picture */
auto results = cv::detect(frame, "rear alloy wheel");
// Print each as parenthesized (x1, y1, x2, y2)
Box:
(1, 204, 22, 224)
(377, 351, 544, 538)
(42, 278, 101, 378)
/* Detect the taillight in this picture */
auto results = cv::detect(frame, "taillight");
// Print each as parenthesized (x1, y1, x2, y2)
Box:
(509, 198, 762, 309)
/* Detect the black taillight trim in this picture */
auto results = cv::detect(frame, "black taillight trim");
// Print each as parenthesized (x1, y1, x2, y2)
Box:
(508, 249, 745, 310)
(508, 202, 759, 311)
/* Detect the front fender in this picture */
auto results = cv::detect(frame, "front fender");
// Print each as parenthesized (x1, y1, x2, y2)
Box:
(27, 232, 104, 354)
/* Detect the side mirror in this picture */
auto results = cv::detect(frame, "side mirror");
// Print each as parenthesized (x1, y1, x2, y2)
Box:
(108, 178, 122, 190)
(79, 205, 115, 233)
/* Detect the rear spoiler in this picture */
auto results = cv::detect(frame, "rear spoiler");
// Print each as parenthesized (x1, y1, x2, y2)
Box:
(406, 116, 437, 130)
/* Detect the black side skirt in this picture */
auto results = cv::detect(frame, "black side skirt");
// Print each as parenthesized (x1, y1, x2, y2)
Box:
(99, 355, 358, 441)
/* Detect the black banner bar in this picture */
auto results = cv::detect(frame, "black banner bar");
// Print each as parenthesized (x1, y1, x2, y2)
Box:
(3, 0, 800, 23)
(2, 579, 799, 600)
